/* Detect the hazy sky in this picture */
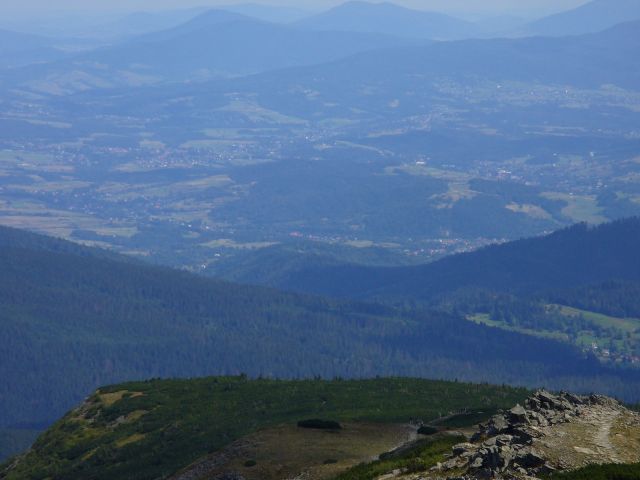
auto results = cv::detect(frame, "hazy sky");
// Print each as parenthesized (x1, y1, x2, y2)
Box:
(2, 0, 591, 18)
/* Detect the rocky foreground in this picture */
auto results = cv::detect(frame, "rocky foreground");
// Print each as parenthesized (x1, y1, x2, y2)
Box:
(411, 390, 640, 480)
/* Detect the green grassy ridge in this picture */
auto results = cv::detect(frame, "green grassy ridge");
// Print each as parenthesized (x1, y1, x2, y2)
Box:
(0, 376, 528, 480)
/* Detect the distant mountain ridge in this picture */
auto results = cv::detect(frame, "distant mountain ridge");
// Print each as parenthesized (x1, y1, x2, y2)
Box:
(216, 218, 640, 302)
(220, 3, 311, 23)
(523, 0, 640, 36)
(71, 8, 211, 40)
(0, 8, 208, 41)
(294, 1, 481, 40)
(67, 18, 638, 123)
(116, 14, 412, 76)
(251, 20, 640, 91)
(132, 8, 252, 42)
(8, 9, 415, 92)
(8, 10, 639, 94)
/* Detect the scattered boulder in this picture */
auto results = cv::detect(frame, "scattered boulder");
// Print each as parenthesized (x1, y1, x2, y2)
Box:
(508, 405, 527, 424)
(513, 450, 545, 469)
(453, 443, 476, 456)
(432, 390, 630, 480)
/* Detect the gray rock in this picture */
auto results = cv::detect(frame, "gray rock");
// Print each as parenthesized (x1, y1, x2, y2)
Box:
(514, 450, 546, 469)
(499, 446, 514, 470)
(495, 434, 514, 446)
(437, 390, 624, 479)
(509, 404, 528, 424)
(483, 437, 497, 447)
(453, 443, 476, 455)
(565, 393, 584, 405)
(487, 414, 509, 435)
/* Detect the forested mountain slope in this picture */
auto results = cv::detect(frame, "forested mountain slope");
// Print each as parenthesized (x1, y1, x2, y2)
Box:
(222, 218, 640, 302)
(220, 19, 640, 105)
(1, 224, 638, 437)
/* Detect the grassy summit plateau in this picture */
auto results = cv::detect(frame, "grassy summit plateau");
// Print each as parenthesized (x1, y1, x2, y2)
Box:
(0, 377, 527, 480)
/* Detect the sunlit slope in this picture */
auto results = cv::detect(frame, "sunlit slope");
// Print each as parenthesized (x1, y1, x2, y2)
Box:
(0, 377, 527, 480)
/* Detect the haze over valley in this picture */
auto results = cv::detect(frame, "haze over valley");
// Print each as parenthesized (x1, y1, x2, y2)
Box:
(1, 1, 640, 479)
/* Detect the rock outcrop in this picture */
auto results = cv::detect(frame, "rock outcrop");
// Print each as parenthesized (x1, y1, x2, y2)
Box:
(429, 390, 640, 480)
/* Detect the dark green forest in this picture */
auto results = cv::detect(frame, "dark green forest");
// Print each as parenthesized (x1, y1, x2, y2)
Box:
(206, 218, 640, 363)
(545, 281, 640, 319)
(219, 218, 640, 302)
(3, 221, 640, 462)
